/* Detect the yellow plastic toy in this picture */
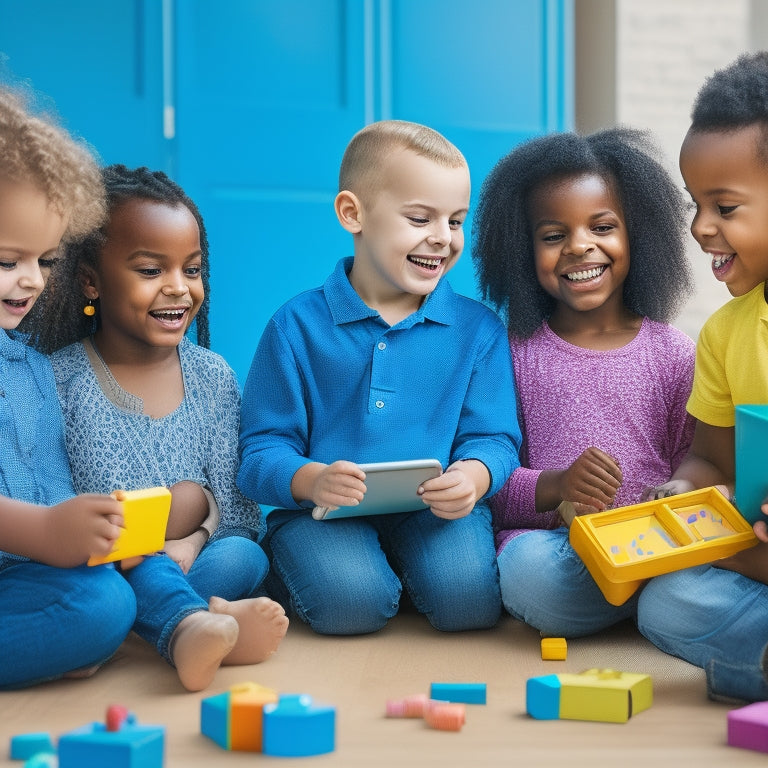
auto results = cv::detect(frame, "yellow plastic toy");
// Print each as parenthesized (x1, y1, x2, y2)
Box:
(87, 487, 172, 566)
(569, 487, 758, 606)
(527, 669, 652, 723)
(541, 637, 568, 661)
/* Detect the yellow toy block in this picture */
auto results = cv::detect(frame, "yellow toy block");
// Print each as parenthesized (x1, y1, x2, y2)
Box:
(541, 637, 567, 660)
(569, 487, 758, 605)
(229, 682, 279, 752)
(527, 669, 652, 723)
(88, 487, 171, 566)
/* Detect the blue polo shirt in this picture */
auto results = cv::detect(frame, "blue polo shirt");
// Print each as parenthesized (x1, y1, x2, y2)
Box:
(238, 257, 521, 510)
(0, 330, 76, 569)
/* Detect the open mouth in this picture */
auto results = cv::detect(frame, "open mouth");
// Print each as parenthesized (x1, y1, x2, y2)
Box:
(712, 253, 734, 270)
(564, 265, 607, 282)
(149, 308, 188, 323)
(407, 255, 442, 272)
(3, 298, 29, 308)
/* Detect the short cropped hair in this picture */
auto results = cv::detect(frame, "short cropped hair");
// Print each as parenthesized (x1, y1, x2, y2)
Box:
(473, 127, 692, 338)
(0, 86, 105, 241)
(338, 120, 466, 203)
(689, 51, 768, 161)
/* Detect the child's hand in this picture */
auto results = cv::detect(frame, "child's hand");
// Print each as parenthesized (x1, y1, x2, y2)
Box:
(558, 448, 622, 511)
(418, 460, 486, 520)
(310, 460, 367, 512)
(753, 494, 768, 542)
(640, 479, 695, 502)
(164, 532, 206, 574)
(43, 494, 124, 568)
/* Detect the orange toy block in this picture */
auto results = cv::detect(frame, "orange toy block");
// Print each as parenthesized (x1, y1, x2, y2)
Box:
(541, 637, 568, 660)
(229, 682, 278, 752)
(88, 487, 171, 566)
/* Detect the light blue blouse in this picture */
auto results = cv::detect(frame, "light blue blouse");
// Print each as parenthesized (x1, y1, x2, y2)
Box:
(51, 337, 263, 541)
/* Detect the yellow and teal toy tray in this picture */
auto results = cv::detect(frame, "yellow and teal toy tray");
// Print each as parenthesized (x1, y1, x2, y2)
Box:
(569, 487, 758, 606)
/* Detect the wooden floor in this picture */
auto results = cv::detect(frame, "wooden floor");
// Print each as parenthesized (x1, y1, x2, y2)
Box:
(1, 611, 765, 767)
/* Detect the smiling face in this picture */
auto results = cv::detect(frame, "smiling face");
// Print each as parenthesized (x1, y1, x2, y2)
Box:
(0, 177, 67, 330)
(341, 148, 470, 320)
(528, 172, 630, 321)
(85, 198, 203, 354)
(680, 124, 768, 297)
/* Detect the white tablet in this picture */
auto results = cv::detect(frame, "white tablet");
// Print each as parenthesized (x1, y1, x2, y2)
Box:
(312, 459, 443, 520)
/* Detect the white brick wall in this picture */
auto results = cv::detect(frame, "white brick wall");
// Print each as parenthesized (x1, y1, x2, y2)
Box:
(614, 0, 753, 337)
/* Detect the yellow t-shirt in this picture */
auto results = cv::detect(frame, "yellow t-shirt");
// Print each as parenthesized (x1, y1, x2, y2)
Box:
(688, 281, 768, 427)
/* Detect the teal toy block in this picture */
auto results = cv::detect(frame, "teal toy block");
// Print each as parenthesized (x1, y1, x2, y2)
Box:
(526, 674, 562, 720)
(526, 669, 652, 724)
(430, 682, 487, 704)
(9, 732, 55, 760)
(735, 405, 768, 524)
(262, 694, 335, 757)
(58, 717, 164, 768)
(22, 755, 56, 768)
(200, 691, 230, 749)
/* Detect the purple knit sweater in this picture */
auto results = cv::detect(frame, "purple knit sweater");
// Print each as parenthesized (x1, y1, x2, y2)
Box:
(493, 318, 696, 553)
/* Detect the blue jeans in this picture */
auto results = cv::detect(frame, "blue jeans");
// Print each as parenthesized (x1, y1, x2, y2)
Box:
(497, 529, 639, 636)
(0, 561, 136, 689)
(265, 504, 501, 635)
(637, 565, 768, 702)
(123, 535, 268, 663)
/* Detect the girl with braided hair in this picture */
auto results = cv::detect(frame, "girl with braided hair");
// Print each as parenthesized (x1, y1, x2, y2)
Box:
(29, 164, 288, 692)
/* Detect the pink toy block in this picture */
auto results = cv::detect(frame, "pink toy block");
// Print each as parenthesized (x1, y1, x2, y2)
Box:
(728, 700, 768, 753)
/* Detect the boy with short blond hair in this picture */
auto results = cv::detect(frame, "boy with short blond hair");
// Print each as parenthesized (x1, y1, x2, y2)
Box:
(238, 120, 521, 635)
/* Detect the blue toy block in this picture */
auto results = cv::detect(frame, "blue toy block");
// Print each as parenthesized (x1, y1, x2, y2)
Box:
(526, 674, 562, 720)
(200, 691, 230, 750)
(430, 682, 487, 704)
(23, 755, 57, 768)
(9, 733, 55, 760)
(58, 719, 164, 768)
(262, 694, 335, 757)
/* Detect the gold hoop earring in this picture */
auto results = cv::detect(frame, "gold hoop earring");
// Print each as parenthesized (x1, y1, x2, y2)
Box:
(83, 299, 96, 317)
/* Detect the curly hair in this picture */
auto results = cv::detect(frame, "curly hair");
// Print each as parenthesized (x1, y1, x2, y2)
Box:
(472, 127, 693, 338)
(689, 51, 768, 161)
(0, 86, 105, 242)
(28, 164, 211, 354)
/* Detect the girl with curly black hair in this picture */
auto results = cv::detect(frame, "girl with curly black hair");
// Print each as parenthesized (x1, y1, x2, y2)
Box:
(472, 127, 696, 638)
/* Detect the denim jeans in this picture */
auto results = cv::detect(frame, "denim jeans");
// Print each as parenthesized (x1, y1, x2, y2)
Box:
(637, 565, 768, 702)
(265, 503, 501, 635)
(497, 528, 639, 636)
(122, 535, 269, 663)
(0, 561, 137, 689)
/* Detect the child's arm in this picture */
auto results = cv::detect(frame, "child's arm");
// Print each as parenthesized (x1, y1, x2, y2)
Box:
(290, 460, 366, 511)
(0, 494, 123, 568)
(534, 447, 622, 515)
(645, 422, 734, 499)
(418, 459, 490, 520)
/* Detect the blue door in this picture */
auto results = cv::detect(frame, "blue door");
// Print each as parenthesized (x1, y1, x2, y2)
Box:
(0, 0, 572, 382)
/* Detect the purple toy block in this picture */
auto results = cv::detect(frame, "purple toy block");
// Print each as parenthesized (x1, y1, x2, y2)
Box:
(728, 700, 768, 753)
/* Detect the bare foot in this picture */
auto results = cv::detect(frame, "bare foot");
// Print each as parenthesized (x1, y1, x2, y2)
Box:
(169, 611, 239, 692)
(208, 596, 289, 665)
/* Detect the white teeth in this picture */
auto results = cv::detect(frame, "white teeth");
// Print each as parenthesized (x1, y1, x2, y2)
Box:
(409, 256, 441, 267)
(152, 309, 185, 319)
(712, 254, 734, 269)
(565, 266, 605, 282)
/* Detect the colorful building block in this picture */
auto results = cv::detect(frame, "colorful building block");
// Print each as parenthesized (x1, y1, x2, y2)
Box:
(22, 754, 57, 768)
(527, 669, 652, 723)
(9, 733, 55, 760)
(88, 487, 171, 565)
(58, 711, 164, 768)
(262, 694, 335, 757)
(385, 693, 430, 718)
(229, 682, 278, 752)
(429, 682, 486, 705)
(423, 701, 466, 732)
(541, 637, 568, 660)
(728, 700, 768, 753)
(200, 691, 230, 749)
